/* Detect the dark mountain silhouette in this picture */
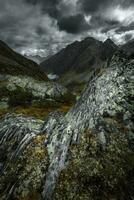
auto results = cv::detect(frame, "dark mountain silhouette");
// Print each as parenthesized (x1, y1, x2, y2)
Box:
(121, 38, 134, 58)
(40, 37, 118, 92)
(0, 40, 48, 80)
(40, 37, 118, 76)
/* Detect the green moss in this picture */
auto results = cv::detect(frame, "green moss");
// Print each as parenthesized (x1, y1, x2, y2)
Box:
(0, 87, 8, 97)
(60, 92, 76, 104)
(54, 129, 134, 200)
(8, 86, 33, 107)
(0, 108, 8, 118)
(32, 99, 61, 109)
(0, 135, 49, 200)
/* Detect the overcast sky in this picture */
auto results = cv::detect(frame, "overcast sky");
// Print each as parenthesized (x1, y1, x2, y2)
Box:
(0, 0, 134, 56)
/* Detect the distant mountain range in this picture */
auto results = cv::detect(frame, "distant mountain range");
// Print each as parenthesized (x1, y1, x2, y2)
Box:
(24, 54, 47, 64)
(1, 37, 134, 93)
(0, 40, 48, 81)
(40, 37, 118, 90)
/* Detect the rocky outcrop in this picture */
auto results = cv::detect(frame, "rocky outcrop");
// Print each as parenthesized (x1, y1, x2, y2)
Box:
(42, 51, 134, 199)
(0, 51, 134, 199)
(0, 114, 50, 200)
(0, 74, 75, 109)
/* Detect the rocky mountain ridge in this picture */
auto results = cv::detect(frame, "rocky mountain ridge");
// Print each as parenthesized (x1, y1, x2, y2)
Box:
(40, 37, 118, 92)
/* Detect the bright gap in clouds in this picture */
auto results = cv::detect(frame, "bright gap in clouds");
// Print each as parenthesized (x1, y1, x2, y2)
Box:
(84, 15, 92, 24)
(87, 28, 134, 45)
(106, 5, 134, 26)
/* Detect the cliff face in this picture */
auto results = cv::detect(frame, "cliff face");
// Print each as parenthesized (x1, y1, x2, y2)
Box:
(0, 51, 133, 199)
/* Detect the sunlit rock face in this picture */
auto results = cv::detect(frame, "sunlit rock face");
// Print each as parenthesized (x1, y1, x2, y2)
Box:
(0, 51, 134, 199)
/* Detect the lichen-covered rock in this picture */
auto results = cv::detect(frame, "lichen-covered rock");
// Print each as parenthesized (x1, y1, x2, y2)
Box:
(0, 74, 75, 108)
(54, 120, 134, 200)
(0, 114, 49, 200)
(0, 98, 8, 109)
(0, 51, 134, 199)
(42, 51, 134, 199)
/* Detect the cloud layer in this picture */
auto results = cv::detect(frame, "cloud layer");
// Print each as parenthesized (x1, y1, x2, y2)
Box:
(0, 0, 134, 56)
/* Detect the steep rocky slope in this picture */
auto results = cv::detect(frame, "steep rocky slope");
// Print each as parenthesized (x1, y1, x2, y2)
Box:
(40, 37, 118, 91)
(40, 37, 118, 75)
(0, 51, 133, 199)
(0, 40, 48, 80)
(121, 38, 134, 57)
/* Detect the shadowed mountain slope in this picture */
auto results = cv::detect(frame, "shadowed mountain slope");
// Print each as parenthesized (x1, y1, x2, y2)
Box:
(121, 38, 134, 57)
(40, 37, 118, 92)
(0, 40, 48, 81)
(40, 37, 118, 75)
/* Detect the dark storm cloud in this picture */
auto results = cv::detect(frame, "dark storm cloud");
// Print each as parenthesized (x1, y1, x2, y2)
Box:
(58, 14, 90, 34)
(78, 0, 111, 14)
(115, 23, 134, 34)
(0, 0, 64, 54)
(90, 16, 120, 29)
(121, 0, 134, 7)
(124, 34, 133, 42)
(78, 0, 134, 14)
(36, 26, 48, 36)
(0, 0, 134, 56)
(25, 0, 61, 18)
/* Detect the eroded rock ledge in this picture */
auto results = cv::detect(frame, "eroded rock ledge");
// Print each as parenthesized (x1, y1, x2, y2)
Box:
(0, 52, 134, 200)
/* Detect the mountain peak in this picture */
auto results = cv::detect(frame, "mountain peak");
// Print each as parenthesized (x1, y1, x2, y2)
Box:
(40, 36, 118, 76)
(103, 38, 117, 47)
